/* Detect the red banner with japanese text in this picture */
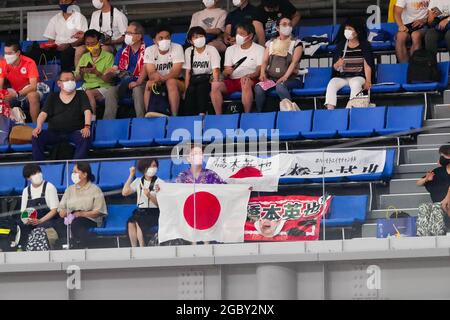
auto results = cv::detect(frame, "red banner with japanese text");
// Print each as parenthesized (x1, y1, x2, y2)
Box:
(244, 195, 332, 242)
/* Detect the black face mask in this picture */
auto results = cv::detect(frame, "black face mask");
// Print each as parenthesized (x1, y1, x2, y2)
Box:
(439, 156, 450, 167)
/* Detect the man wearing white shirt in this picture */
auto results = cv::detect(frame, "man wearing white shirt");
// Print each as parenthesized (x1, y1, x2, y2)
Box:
(143, 25, 185, 116)
(89, 0, 128, 52)
(43, 0, 88, 71)
(19, 164, 61, 247)
(210, 22, 264, 114)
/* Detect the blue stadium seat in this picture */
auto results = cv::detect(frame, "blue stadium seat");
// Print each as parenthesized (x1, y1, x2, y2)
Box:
(371, 64, 407, 93)
(60, 162, 100, 193)
(203, 114, 240, 143)
(226, 91, 242, 100)
(0, 165, 25, 195)
(302, 109, 349, 139)
(39, 163, 65, 191)
(376, 105, 423, 135)
(119, 117, 166, 147)
(235, 112, 277, 141)
(322, 195, 368, 227)
(92, 118, 130, 148)
(402, 61, 450, 92)
(172, 33, 187, 45)
(143, 35, 153, 46)
(21, 40, 46, 53)
(276, 110, 313, 140)
(347, 149, 396, 182)
(97, 160, 136, 191)
(171, 161, 191, 181)
(157, 159, 172, 181)
(339, 107, 386, 137)
(368, 23, 398, 50)
(296, 25, 333, 53)
(91, 204, 136, 236)
(10, 123, 48, 152)
(154, 115, 203, 145)
(292, 67, 332, 96)
(0, 144, 9, 153)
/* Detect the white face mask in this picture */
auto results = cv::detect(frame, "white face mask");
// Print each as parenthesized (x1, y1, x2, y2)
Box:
(193, 36, 206, 48)
(62, 80, 77, 93)
(233, 0, 241, 6)
(192, 154, 203, 166)
(146, 167, 157, 177)
(158, 39, 171, 51)
(124, 34, 135, 46)
(203, 0, 215, 8)
(30, 173, 43, 186)
(235, 34, 248, 46)
(280, 26, 293, 36)
(344, 29, 355, 40)
(4, 53, 18, 65)
(92, 0, 103, 9)
(71, 173, 81, 185)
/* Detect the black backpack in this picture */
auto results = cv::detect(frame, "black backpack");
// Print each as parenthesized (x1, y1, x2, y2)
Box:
(407, 49, 440, 83)
(0, 216, 20, 252)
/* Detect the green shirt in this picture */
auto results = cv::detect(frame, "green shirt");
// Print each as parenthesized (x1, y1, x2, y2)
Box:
(76, 50, 114, 90)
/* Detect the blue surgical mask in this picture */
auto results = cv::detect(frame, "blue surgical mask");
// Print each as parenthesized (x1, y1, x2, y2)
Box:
(60, 3, 73, 13)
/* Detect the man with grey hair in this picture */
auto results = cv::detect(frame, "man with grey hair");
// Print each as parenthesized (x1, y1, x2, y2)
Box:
(103, 21, 147, 118)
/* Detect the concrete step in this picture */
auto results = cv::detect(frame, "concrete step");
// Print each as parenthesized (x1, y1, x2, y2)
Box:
(432, 104, 450, 119)
(362, 223, 377, 238)
(422, 118, 450, 134)
(389, 178, 426, 194)
(395, 163, 437, 174)
(367, 208, 419, 220)
(407, 148, 439, 164)
(379, 192, 431, 209)
(417, 133, 450, 146)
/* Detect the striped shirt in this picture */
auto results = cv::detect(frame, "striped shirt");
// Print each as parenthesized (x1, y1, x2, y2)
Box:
(339, 45, 365, 78)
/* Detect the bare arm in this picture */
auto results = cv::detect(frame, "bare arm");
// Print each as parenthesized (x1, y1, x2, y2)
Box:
(161, 63, 183, 81)
(394, 6, 407, 32)
(260, 47, 270, 80)
(291, 11, 301, 27)
(212, 68, 220, 82)
(364, 59, 372, 85)
(206, 28, 223, 35)
(84, 109, 92, 126)
(38, 209, 58, 224)
(253, 21, 265, 46)
(282, 46, 303, 80)
(0, 77, 5, 89)
(19, 77, 38, 96)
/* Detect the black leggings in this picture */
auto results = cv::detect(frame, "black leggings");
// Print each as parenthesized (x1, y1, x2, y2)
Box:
(184, 81, 211, 115)
(70, 217, 97, 249)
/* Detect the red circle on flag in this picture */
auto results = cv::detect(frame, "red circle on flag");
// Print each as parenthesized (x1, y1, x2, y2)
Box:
(183, 192, 221, 230)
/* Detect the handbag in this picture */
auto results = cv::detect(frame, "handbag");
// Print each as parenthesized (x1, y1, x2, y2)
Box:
(376, 206, 417, 238)
(9, 125, 34, 144)
(346, 89, 373, 108)
(37, 54, 61, 81)
(279, 98, 300, 112)
(188, 48, 212, 85)
(10, 107, 26, 124)
(147, 82, 170, 115)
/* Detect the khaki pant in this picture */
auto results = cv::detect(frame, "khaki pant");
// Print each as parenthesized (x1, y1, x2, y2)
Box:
(103, 84, 146, 119)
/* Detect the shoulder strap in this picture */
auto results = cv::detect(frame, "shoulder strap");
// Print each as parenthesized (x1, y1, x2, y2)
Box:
(190, 47, 195, 76)
(149, 175, 157, 192)
(27, 185, 32, 199)
(99, 8, 114, 33)
(41, 181, 47, 198)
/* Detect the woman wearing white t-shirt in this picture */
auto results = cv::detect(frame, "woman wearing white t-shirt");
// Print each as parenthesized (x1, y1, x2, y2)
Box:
(122, 159, 163, 247)
(395, 0, 430, 63)
(184, 27, 221, 115)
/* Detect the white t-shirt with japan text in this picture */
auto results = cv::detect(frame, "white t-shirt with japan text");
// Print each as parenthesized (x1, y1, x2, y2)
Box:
(143, 43, 185, 77)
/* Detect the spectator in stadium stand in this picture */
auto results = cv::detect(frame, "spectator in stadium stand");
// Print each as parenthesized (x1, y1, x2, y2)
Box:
(259, 0, 301, 40)
(75, 29, 114, 119)
(224, 0, 266, 47)
(31, 71, 92, 161)
(184, 27, 221, 116)
(143, 25, 185, 116)
(256, 16, 303, 112)
(324, 18, 375, 110)
(103, 22, 147, 119)
(425, 0, 450, 54)
(190, 0, 228, 53)
(416, 145, 450, 236)
(0, 41, 41, 123)
(88, 0, 128, 53)
(59, 162, 107, 249)
(122, 159, 163, 247)
(394, 0, 429, 63)
(43, 0, 88, 71)
(18, 164, 61, 248)
(210, 22, 264, 114)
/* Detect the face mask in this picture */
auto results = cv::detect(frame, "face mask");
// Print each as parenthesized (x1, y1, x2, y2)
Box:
(124, 34, 135, 46)
(192, 154, 203, 166)
(193, 36, 206, 48)
(31, 173, 43, 186)
(59, 3, 72, 13)
(158, 39, 171, 51)
(146, 167, 157, 177)
(71, 173, 81, 185)
(86, 43, 101, 53)
(233, 0, 241, 6)
(279, 26, 293, 36)
(203, 0, 215, 8)
(440, 156, 450, 167)
(344, 29, 355, 40)
(4, 53, 18, 65)
(62, 80, 76, 93)
(92, 0, 103, 9)
(235, 34, 248, 46)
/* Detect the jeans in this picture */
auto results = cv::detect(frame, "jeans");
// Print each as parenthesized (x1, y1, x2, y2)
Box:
(32, 129, 91, 161)
(255, 77, 302, 112)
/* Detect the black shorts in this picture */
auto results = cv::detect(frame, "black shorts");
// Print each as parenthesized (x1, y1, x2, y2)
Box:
(127, 208, 160, 233)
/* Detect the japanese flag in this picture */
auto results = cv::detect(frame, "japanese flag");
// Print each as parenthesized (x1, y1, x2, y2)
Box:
(156, 183, 251, 243)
